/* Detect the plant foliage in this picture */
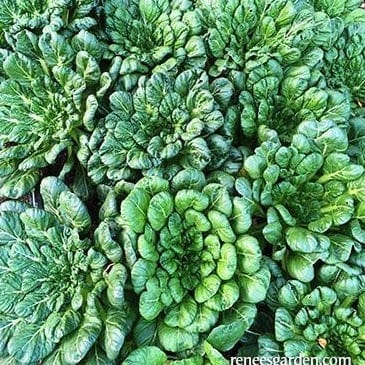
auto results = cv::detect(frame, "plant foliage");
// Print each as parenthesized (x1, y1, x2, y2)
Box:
(0, 0, 364, 363)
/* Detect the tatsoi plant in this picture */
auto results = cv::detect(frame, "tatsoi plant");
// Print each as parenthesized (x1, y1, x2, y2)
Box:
(242, 124, 365, 282)
(239, 262, 365, 359)
(197, 0, 316, 77)
(81, 70, 238, 184)
(324, 22, 365, 104)
(118, 169, 269, 357)
(0, 177, 131, 365)
(104, 0, 206, 90)
(239, 63, 352, 142)
(0, 12, 109, 198)
(272, 282, 365, 360)
(0, 0, 364, 363)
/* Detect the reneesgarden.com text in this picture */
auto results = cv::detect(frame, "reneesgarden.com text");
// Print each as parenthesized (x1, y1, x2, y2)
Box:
(231, 357, 352, 365)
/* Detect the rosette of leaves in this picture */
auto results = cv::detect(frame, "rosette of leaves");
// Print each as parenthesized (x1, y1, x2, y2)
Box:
(0, 0, 102, 45)
(324, 22, 365, 105)
(243, 125, 365, 282)
(272, 281, 365, 361)
(0, 25, 110, 198)
(104, 0, 206, 90)
(311, 0, 365, 22)
(0, 177, 132, 364)
(197, 0, 317, 78)
(317, 218, 365, 298)
(239, 50, 352, 141)
(83, 69, 238, 185)
(118, 169, 270, 355)
(0, 0, 50, 41)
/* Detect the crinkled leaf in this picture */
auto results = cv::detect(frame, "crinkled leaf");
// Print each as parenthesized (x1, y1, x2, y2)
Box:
(238, 266, 270, 303)
(158, 323, 199, 352)
(147, 192, 174, 231)
(122, 346, 167, 365)
(59, 191, 91, 233)
(120, 189, 150, 233)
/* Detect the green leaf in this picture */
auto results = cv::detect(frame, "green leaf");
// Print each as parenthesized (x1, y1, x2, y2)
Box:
(122, 346, 167, 365)
(295, 153, 323, 176)
(283, 339, 311, 357)
(318, 153, 364, 183)
(275, 205, 296, 226)
(203, 184, 232, 216)
(0, 212, 24, 245)
(120, 189, 150, 233)
(236, 235, 262, 274)
(320, 194, 354, 226)
(0, 170, 39, 199)
(79, 346, 114, 365)
(20, 208, 56, 233)
(348, 175, 365, 201)
(3, 53, 40, 84)
(208, 210, 236, 243)
(203, 341, 229, 365)
(164, 297, 197, 328)
(357, 202, 365, 223)
(62, 314, 103, 365)
(147, 192, 174, 231)
(40, 177, 69, 213)
(194, 274, 221, 304)
(275, 308, 295, 342)
(285, 228, 329, 253)
(344, 8, 365, 24)
(301, 287, 336, 308)
(139, 290, 164, 321)
(135, 177, 169, 196)
(325, 234, 353, 264)
(238, 266, 270, 303)
(8, 323, 54, 364)
(231, 197, 252, 234)
(286, 252, 325, 283)
(133, 318, 158, 347)
(72, 30, 105, 59)
(127, 148, 154, 169)
(307, 215, 332, 233)
(207, 303, 256, 351)
(278, 281, 309, 310)
(350, 219, 365, 243)
(158, 323, 199, 352)
(175, 190, 209, 214)
(59, 191, 91, 233)
(244, 155, 266, 179)
(105, 264, 127, 308)
(94, 222, 123, 263)
(217, 244, 237, 280)
(185, 304, 219, 333)
(104, 308, 134, 360)
(181, 138, 211, 169)
(235, 177, 253, 198)
(205, 280, 239, 311)
(131, 259, 156, 294)
(76, 51, 101, 85)
(184, 209, 211, 232)
(171, 356, 204, 365)
(39, 32, 74, 67)
(137, 233, 159, 262)
(210, 78, 234, 108)
(171, 169, 206, 192)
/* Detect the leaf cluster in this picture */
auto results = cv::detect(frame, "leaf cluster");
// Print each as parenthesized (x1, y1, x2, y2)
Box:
(0, 0, 364, 364)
